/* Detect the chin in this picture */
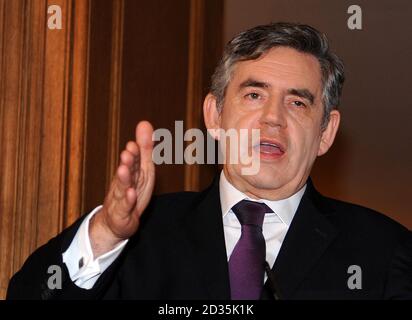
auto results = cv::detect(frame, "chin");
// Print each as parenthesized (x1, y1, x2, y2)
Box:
(240, 166, 286, 191)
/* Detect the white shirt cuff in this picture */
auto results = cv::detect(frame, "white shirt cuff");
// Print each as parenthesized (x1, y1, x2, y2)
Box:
(62, 205, 128, 289)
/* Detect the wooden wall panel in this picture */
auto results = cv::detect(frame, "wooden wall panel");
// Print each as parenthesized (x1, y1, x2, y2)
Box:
(0, 0, 90, 298)
(105, 0, 124, 192)
(0, 0, 52, 299)
(64, 0, 90, 226)
(0, 0, 30, 299)
(81, 0, 114, 212)
(119, 0, 191, 195)
(185, 0, 205, 191)
(189, 0, 224, 191)
(0, 0, 224, 299)
(37, 0, 72, 246)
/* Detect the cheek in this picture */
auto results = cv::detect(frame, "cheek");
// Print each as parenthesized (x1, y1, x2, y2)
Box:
(219, 108, 234, 129)
(289, 124, 321, 158)
(304, 133, 323, 163)
(287, 108, 319, 129)
(287, 108, 323, 140)
(221, 108, 260, 130)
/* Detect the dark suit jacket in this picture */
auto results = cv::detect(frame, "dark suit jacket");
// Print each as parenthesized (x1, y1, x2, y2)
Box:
(6, 177, 412, 300)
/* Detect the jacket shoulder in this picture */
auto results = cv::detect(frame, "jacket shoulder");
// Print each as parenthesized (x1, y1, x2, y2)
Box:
(320, 195, 410, 242)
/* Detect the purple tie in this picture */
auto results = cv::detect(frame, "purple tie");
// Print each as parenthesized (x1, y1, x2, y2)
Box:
(228, 200, 273, 300)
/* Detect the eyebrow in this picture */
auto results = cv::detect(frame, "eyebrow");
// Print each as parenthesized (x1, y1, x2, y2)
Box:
(239, 79, 270, 89)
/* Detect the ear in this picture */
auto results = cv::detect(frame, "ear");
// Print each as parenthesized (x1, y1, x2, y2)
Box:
(203, 93, 222, 140)
(317, 110, 340, 156)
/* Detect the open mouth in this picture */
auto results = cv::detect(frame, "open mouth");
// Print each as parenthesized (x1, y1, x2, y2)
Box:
(254, 140, 286, 158)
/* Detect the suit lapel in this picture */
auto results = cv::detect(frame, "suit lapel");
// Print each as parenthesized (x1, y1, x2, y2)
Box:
(265, 179, 338, 299)
(180, 177, 231, 299)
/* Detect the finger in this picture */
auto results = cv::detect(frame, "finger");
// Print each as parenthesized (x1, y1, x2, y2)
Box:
(112, 164, 132, 201)
(135, 121, 154, 169)
(116, 164, 132, 186)
(126, 141, 139, 157)
(126, 187, 137, 207)
(120, 150, 136, 169)
(117, 187, 137, 217)
(120, 150, 140, 186)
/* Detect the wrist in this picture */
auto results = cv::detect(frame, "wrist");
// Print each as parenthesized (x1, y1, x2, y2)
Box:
(89, 211, 123, 258)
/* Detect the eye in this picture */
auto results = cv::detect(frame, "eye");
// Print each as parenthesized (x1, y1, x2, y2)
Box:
(291, 100, 307, 108)
(245, 92, 261, 100)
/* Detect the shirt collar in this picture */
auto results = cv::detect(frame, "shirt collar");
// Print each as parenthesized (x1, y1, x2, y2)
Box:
(219, 171, 306, 226)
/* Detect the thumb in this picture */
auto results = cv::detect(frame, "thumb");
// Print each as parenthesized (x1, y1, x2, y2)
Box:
(136, 121, 154, 167)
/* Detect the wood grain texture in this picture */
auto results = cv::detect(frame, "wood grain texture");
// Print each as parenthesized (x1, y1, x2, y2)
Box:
(81, 0, 114, 212)
(0, 0, 224, 299)
(119, 0, 191, 195)
(64, 0, 90, 227)
(0, 0, 49, 299)
(0, 0, 90, 298)
(185, 0, 223, 191)
(0, 0, 27, 299)
(184, 0, 205, 191)
(106, 0, 124, 191)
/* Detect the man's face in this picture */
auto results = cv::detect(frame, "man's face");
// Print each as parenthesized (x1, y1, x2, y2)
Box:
(204, 46, 340, 200)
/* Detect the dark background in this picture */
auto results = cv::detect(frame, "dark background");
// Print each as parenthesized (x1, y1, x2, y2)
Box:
(225, 0, 412, 229)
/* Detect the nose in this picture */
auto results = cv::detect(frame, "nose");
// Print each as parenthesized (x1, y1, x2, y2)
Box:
(259, 97, 287, 129)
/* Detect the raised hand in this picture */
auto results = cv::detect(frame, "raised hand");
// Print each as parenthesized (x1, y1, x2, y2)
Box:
(89, 121, 155, 257)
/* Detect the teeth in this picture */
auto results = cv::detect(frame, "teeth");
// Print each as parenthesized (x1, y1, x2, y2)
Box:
(260, 142, 278, 148)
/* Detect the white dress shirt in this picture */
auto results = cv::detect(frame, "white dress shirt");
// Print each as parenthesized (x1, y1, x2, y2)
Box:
(63, 171, 306, 289)
(219, 172, 306, 280)
(62, 206, 128, 289)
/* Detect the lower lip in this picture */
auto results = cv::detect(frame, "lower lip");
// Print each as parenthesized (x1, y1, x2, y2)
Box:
(255, 145, 285, 160)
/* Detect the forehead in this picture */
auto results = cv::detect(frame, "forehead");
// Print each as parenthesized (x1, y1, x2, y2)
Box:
(229, 47, 323, 94)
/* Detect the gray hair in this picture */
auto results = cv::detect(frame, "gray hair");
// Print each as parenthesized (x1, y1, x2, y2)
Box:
(210, 22, 345, 128)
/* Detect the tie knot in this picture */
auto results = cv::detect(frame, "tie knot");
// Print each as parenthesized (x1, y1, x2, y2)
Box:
(232, 200, 273, 227)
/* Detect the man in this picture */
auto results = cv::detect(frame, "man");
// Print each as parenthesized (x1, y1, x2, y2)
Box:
(7, 22, 412, 300)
